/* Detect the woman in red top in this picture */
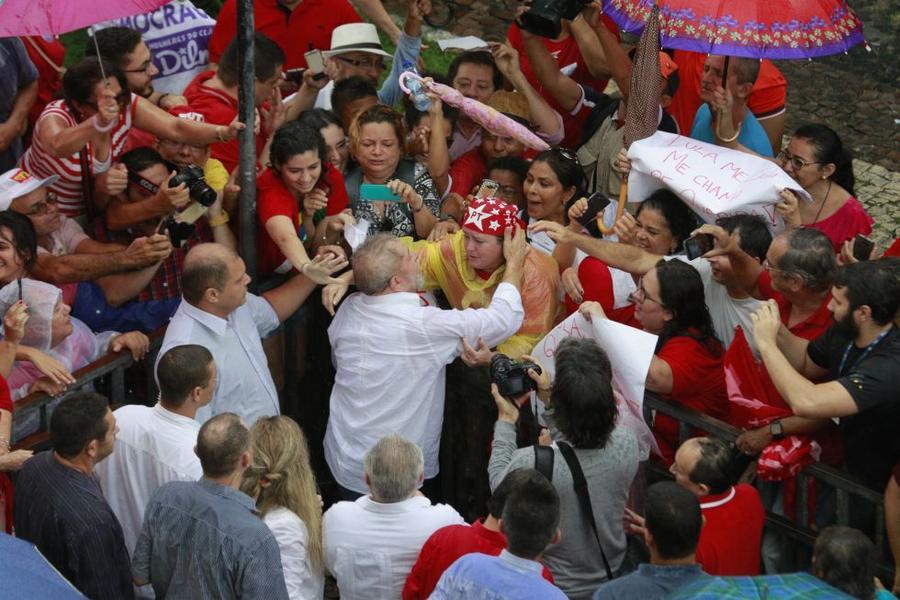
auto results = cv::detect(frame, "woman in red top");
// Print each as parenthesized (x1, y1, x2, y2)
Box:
(581, 258, 728, 463)
(256, 121, 350, 282)
(774, 124, 873, 253)
(0, 302, 33, 533)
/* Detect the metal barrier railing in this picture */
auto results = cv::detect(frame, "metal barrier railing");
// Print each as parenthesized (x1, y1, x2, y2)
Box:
(644, 394, 893, 581)
(12, 330, 165, 450)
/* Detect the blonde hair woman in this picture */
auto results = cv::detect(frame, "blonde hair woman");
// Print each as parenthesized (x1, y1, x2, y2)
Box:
(241, 416, 324, 599)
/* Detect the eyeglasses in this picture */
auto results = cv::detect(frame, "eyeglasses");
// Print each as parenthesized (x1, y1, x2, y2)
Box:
(335, 55, 385, 71)
(554, 147, 580, 165)
(27, 192, 58, 216)
(122, 61, 155, 74)
(776, 150, 822, 171)
(628, 278, 664, 306)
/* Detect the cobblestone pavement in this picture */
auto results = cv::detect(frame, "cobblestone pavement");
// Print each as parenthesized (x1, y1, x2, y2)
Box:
(386, 0, 899, 246)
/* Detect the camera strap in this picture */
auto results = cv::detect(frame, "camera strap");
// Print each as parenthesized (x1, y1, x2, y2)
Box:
(557, 441, 615, 582)
(533, 445, 554, 483)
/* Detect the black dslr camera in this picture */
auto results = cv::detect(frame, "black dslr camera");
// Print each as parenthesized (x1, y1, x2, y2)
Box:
(490, 353, 543, 399)
(519, 0, 592, 38)
(168, 165, 217, 207)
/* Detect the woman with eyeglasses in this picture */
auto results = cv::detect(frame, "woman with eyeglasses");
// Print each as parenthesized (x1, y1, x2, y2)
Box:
(580, 258, 728, 463)
(256, 121, 351, 284)
(20, 57, 244, 219)
(773, 124, 872, 253)
(345, 105, 440, 239)
(561, 190, 699, 325)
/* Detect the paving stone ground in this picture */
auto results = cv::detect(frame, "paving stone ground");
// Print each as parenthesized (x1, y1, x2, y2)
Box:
(387, 0, 899, 247)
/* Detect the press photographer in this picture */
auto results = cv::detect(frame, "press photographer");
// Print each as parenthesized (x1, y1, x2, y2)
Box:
(487, 337, 640, 599)
(92, 146, 236, 302)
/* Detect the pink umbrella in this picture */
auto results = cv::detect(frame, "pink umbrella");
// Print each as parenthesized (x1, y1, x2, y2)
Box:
(0, 0, 169, 36)
(399, 71, 551, 152)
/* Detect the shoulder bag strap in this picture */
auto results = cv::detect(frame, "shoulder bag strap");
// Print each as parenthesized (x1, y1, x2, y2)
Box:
(557, 441, 615, 581)
(533, 445, 554, 483)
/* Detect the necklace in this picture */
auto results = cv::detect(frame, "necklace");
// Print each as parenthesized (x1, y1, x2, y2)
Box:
(810, 180, 832, 224)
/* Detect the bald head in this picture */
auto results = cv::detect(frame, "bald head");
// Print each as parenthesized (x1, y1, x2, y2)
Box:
(196, 413, 250, 478)
(182, 243, 238, 305)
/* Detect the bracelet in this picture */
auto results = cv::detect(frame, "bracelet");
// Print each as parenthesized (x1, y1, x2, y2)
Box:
(438, 213, 457, 223)
(92, 114, 116, 133)
(716, 123, 742, 143)
(208, 210, 230, 228)
(216, 126, 227, 143)
(156, 92, 170, 107)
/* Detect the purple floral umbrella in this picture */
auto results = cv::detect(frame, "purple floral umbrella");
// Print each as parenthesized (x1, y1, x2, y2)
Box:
(601, 0, 868, 60)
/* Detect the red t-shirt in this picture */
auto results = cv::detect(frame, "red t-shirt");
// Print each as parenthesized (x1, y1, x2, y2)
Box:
(256, 166, 349, 276)
(402, 520, 553, 600)
(654, 335, 728, 463)
(696, 484, 765, 576)
(183, 70, 269, 173)
(22, 36, 66, 132)
(668, 50, 787, 137)
(1, 375, 15, 533)
(808, 196, 873, 253)
(508, 21, 619, 149)
(208, 0, 361, 70)
(757, 270, 833, 341)
(449, 149, 487, 197)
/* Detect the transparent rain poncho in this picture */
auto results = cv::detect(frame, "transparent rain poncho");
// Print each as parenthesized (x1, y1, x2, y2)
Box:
(0, 279, 117, 441)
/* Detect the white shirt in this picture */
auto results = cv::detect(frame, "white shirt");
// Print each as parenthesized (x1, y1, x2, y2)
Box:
(158, 295, 281, 424)
(671, 256, 761, 351)
(325, 282, 523, 493)
(95, 403, 202, 559)
(323, 495, 464, 600)
(264, 507, 325, 600)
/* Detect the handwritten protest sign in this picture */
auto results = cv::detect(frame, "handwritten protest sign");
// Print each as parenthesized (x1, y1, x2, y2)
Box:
(626, 131, 811, 233)
(531, 313, 659, 459)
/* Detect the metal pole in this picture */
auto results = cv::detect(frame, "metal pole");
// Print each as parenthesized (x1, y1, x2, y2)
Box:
(237, 0, 258, 292)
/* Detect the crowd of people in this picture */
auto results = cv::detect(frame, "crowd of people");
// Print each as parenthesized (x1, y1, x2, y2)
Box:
(0, 0, 898, 598)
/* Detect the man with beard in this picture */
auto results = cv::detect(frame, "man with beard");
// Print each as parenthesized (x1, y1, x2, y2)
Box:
(751, 258, 900, 492)
(325, 229, 528, 499)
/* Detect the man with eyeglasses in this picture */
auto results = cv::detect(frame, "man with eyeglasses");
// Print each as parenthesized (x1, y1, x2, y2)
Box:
(88, 27, 189, 153)
(316, 1, 430, 111)
(0, 167, 171, 294)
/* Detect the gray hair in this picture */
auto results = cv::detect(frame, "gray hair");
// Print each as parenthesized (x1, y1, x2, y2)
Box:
(778, 228, 836, 293)
(363, 434, 424, 502)
(351, 233, 406, 295)
(730, 57, 760, 86)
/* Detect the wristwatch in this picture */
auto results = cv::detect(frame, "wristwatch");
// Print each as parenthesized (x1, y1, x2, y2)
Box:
(769, 419, 785, 441)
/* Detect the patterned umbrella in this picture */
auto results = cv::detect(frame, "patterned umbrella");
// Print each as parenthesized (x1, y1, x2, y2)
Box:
(602, 0, 867, 60)
(0, 0, 168, 36)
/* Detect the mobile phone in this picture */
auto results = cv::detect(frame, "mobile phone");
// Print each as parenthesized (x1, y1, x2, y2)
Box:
(360, 183, 402, 202)
(852, 234, 874, 261)
(684, 233, 714, 260)
(577, 192, 611, 227)
(284, 68, 305, 85)
(475, 179, 500, 199)
(304, 50, 328, 80)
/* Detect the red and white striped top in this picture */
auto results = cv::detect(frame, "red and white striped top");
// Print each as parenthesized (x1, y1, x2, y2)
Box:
(20, 97, 137, 217)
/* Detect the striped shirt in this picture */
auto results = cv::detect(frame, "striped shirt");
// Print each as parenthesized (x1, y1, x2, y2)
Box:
(133, 479, 290, 599)
(13, 451, 135, 600)
(20, 97, 136, 217)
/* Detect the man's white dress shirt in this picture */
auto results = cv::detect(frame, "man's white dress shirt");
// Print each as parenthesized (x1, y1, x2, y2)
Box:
(158, 295, 281, 424)
(323, 495, 464, 600)
(95, 403, 202, 560)
(325, 282, 523, 493)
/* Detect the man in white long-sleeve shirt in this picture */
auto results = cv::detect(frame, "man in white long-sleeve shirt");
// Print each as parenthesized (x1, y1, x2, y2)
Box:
(325, 228, 529, 499)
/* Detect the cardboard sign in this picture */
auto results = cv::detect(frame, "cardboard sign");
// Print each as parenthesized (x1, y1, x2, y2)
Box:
(627, 131, 812, 233)
(531, 312, 659, 459)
